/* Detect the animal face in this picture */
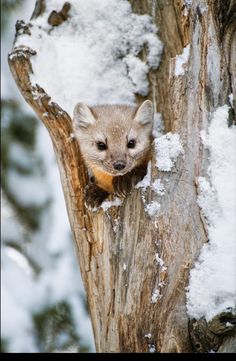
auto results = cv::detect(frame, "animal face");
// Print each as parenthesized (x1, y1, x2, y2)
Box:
(72, 101, 154, 176)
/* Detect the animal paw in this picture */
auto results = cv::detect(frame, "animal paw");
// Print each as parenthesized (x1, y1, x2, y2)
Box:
(84, 183, 109, 210)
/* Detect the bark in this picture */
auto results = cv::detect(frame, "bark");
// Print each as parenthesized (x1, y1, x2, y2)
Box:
(8, 0, 236, 353)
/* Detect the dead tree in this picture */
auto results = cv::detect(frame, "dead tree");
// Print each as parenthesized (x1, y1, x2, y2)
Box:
(8, 0, 236, 353)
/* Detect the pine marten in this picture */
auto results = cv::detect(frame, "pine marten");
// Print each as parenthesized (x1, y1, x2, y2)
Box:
(72, 100, 154, 208)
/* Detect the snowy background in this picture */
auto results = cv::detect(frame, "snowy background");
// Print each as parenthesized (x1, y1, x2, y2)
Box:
(1, 0, 95, 353)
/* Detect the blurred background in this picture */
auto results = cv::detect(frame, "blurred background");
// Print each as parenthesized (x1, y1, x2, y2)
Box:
(1, 0, 95, 352)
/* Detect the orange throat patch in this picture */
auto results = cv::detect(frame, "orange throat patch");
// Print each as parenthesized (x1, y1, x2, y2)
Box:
(91, 167, 114, 193)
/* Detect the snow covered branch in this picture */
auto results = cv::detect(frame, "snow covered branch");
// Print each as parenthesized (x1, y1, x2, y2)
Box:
(8, 13, 93, 274)
(8, 24, 72, 143)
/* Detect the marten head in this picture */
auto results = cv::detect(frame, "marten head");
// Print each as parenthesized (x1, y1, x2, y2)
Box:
(72, 100, 154, 176)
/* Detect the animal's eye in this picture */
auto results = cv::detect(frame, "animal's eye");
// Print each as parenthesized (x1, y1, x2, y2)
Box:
(97, 142, 107, 151)
(127, 139, 136, 149)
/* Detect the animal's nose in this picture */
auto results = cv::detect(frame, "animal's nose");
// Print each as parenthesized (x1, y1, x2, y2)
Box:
(113, 161, 126, 171)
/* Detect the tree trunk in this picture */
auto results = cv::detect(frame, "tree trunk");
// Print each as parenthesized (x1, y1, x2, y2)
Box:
(8, 0, 235, 353)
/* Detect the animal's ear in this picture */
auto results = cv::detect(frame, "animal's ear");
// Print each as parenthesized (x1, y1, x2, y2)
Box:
(134, 100, 154, 126)
(73, 102, 96, 130)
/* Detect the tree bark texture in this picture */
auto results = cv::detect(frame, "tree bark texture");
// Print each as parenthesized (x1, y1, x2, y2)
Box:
(8, 0, 236, 353)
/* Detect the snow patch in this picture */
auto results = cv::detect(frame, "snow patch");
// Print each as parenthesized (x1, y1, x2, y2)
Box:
(152, 179, 165, 196)
(100, 197, 123, 212)
(135, 161, 151, 190)
(15, 0, 163, 116)
(136, 162, 164, 217)
(155, 133, 184, 171)
(175, 44, 190, 76)
(151, 289, 162, 303)
(228, 93, 233, 108)
(158, 281, 166, 288)
(184, 0, 193, 9)
(155, 253, 164, 267)
(186, 105, 236, 321)
(145, 201, 160, 217)
(148, 344, 156, 353)
(5, 247, 33, 277)
(124, 55, 149, 96)
(155, 253, 167, 274)
(197, 177, 219, 227)
(198, 3, 208, 14)
(152, 112, 164, 138)
(7, 169, 50, 207)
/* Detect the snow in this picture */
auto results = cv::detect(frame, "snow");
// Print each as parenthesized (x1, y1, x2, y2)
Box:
(144, 333, 152, 339)
(5, 247, 33, 277)
(136, 165, 165, 195)
(15, 0, 163, 116)
(186, 105, 236, 321)
(150, 245, 167, 304)
(155, 253, 164, 267)
(1, 125, 95, 351)
(145, 201, 160, 217)
(135, 161, 151, 190)
(7, 169, 50, 207)
(196, 177, 219, 226)
(175, 44, 190, 77)
(124, 55, 149, 96)
(1, 2, 35, 103)
(152, 112, 164, 138)
(148, 344, 156, 353)
(184, 0, 193, 9)
(100, 197, 123, 212)
(198, 3, 208, 14)
(137, 132, 183, 217)
(9, 143, 37, 170)
(152, 179, 165, 196)
(1, 193, 24, 245)
(228, 93, 233, 108)
(155, 133, 184, 171)
(135, 162, 162, 217)
(151, 289, 162, 303)
(1, 253, 38, 352)
(2, 2, 95, 348)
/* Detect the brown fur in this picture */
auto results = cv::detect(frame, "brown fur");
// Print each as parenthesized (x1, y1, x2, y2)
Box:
(72, 100, 154, 207)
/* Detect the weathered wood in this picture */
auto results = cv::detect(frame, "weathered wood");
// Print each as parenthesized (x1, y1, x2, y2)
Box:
(8, 0, 235, 352)
(48, 2, 71, 26)
(189, 309, 236, 352)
